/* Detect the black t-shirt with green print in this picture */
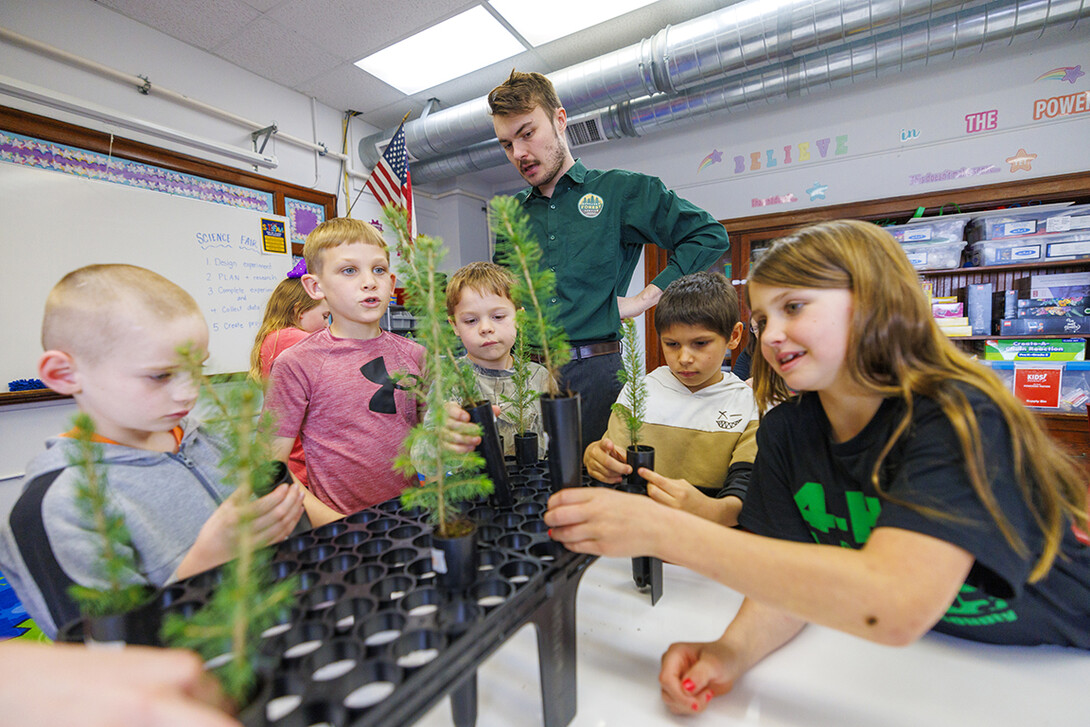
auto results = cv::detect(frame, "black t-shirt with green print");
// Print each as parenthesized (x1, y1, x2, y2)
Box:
(739, 389, 1090, 648)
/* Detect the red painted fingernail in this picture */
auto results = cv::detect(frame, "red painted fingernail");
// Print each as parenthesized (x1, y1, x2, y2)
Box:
(691, 702, 699, 712)
(548, 529, 553, 538)
(681, 679, 695, 692)
(705, 692, 712, 703)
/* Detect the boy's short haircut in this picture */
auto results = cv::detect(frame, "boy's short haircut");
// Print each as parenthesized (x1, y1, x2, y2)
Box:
(303, 217, 388, 275)
(42, 264, 201, 361)
(446, 261, 517, 316)
(487, 69, 563, 118)
(654, 271, 740, 339)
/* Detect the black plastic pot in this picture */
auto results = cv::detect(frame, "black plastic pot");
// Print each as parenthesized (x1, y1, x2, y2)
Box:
(84, 590, 163, 646)
(431, 521, 478, 591)
(625, 445, 655, 495)
(265, 459, 312, 534)
(541, 394, 582, 493)
(514, 432, 539, 468)
(467, 401, 512, 507)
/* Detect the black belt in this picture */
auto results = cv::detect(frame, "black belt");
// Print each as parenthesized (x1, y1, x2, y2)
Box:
(569, 341, 621, 360)
(531, 341, 620, 364)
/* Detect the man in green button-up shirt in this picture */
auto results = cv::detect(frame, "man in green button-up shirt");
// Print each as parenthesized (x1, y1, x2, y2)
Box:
(489, 70, 731, 451)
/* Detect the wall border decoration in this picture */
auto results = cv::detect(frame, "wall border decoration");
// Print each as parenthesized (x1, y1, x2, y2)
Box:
(0, 130, 274, 212)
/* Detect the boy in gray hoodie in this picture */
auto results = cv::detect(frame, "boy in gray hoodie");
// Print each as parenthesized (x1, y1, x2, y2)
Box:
(0, 264, 305, 638)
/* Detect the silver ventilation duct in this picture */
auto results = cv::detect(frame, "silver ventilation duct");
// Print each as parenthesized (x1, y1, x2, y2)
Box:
(409, 0, 1088, 184)
(364, 0, 977, 165)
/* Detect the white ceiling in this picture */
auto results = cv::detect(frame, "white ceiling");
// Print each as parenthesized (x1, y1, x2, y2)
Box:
(93, 0, 737, 133)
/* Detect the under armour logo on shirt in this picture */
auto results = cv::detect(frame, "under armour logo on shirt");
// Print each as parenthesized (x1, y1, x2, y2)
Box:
(360, 357, 413, 414)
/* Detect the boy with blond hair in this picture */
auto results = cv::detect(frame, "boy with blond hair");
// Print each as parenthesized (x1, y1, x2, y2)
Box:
(267, 218, 489, 519)
(584, 272, 758, 526)
(447, 261, 551, 457)
(0, 264, 304, 638)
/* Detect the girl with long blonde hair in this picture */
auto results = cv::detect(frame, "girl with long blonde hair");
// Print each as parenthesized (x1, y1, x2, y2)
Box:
(544, 220, 1089, 714)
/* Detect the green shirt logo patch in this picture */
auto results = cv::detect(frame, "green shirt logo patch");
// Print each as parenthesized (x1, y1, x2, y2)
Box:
(577, 193, 604, 218)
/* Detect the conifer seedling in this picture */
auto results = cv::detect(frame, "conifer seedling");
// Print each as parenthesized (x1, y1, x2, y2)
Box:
(66, 412, 150, 618)
(384, 206, 494, 537)
(499, 317, 537, 436)
(612, 318, 648, 447)
(161, 348, 296, 704)
(489, 196, 570, 389)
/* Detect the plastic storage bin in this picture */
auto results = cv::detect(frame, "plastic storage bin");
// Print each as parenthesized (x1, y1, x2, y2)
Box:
(967, 202, 1090, 241)
(883, 217, 969, 244)
(983, 360, 1090, 412)
(900, 240, 966, 270)
(970, 230, 1090, 266)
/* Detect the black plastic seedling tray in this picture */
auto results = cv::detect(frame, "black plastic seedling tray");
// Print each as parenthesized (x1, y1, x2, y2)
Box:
(162, 460, 595, 727)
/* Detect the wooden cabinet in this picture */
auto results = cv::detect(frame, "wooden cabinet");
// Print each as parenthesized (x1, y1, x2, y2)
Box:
(643, 171, 1090, 465)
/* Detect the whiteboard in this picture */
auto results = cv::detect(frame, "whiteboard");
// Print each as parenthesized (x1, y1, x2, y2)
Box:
(0, 160, 293, 383)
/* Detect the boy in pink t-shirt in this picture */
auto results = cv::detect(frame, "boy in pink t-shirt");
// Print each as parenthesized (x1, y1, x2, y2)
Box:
(265, 218, 486, 525)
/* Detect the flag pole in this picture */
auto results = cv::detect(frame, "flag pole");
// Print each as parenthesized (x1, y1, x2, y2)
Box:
(348, 111, 413, 217)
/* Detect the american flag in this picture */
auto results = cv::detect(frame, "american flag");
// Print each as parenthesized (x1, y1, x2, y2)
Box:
(365, 121, 413, 238)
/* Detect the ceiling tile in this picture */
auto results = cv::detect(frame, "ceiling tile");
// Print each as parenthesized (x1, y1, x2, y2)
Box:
(95, 0, 260, 50)
(212, 16, 343, 90)
(297, 63, 423, 125)
(266, 0, 478, 61)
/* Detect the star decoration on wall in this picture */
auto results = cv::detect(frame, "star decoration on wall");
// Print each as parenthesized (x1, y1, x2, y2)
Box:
(1063, 65, 1085, 83)
(806, 182, 828, 200)
(1005, 148, 1037, 173)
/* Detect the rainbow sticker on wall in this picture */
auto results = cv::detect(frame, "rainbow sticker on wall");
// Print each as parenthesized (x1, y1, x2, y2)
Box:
(697, 149, 723, 173)
(1035, 66, 1084, 84)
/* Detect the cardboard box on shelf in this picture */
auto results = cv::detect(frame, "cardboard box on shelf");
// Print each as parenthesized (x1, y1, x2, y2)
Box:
(1000, 317, 1090, 335)
(1015, 272, 1090, 300)
(982, 338, 1086, 361)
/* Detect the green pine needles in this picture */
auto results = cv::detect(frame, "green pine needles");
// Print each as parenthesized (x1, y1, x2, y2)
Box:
(499, 319, 536, 435)
(384, 205, 493, 537)
(612, 318, 648, 446)
(490, 196, 570, 394)
(161, 346, 296, 704)
(66, 413, 150, 617)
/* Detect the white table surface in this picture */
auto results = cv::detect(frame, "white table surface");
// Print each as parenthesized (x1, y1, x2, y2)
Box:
(415, 556, 1090, 727)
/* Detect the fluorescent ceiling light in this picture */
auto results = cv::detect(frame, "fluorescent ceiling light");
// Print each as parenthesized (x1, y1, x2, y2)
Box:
(0, 74, 278, 168)
(489, 0, 659, 47)
(355, 6, 525, 95)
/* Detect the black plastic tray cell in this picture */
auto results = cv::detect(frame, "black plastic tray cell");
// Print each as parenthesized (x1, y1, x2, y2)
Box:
(298, 544, 337, 565)
(470, 578, 513, 610)
(379, 547, 418, 570)
(304, 637, 364, 683)
(329, 596, 376, 633)
(302, 583, 346, 614)
(407, 556, 437, 581)
(346, 563, 386, 587)
(476, 548, 505, 575)
(357, 610, 406, 648)
(333, 529, 370, 549)
(319, 552, 361, 576)
(499, 559, 541, 585)
(280, 619, 332, 661)
(392, 628, 446, 669)
(371, 575, 416, 604)
(336, 659, 404, 711)
(344, 509, 379, 526)
(278, 533, 315, 556)
(355, 537, 392, 560)
(389, 524, 423, 540)
(313, 521, 350, 540)
(399, 586, 447, 619)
